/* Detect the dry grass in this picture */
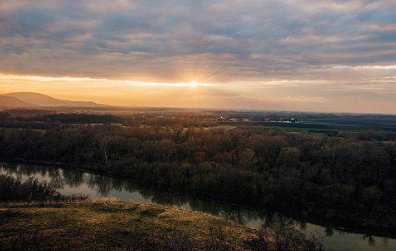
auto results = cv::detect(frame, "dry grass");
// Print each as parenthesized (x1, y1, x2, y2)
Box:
(0, 201, 327, 251)
(0, 200, 255, 251)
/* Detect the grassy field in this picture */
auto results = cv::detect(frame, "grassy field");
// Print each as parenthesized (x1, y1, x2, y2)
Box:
(218, 113, 396, 135)
(220, 118, 396, 137)
(0, 200, 255, 251)
(0, 201, 328, 251)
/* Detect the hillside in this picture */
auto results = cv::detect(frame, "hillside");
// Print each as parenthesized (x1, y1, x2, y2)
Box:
(0, 201, 327, 251)
(4, 92, 103, 107)
(0, 95, 34, 108)
(0, 201, 253, 251)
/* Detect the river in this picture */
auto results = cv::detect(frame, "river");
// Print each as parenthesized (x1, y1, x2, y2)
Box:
(1, 163, 395, 251)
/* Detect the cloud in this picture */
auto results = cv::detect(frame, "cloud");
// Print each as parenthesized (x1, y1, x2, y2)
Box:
(0, 0, 396, 112)
(0, 0, 394, 79)
(0, 73, 108, 82)
(0, 73, 213, 87)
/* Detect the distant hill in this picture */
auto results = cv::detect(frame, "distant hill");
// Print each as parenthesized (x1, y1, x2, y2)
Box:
(0, 95, 35, 108)
(4, 92, 104, 107)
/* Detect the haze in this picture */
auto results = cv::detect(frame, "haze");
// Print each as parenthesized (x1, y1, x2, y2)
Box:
(1, 0, 396, 113)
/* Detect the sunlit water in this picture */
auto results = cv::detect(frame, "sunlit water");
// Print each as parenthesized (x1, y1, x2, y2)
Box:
(1, 163, 395, 251)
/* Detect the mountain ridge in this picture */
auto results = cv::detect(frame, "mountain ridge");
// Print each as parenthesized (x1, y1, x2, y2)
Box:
(2, 92, 104, 108)
(0, 95, 35, 107)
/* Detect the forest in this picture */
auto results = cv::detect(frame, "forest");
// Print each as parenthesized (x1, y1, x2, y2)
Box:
(0, 110, 396, 234)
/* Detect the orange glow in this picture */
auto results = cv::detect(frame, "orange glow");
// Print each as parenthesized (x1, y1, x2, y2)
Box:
(187, 81, 198, 88)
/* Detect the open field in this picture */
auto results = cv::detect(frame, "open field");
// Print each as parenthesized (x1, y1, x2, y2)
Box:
(219, 113, 396, 138)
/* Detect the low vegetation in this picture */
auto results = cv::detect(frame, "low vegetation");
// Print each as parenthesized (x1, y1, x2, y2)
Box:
(0, 175, 87, 202)
(0, 201, 326, 251)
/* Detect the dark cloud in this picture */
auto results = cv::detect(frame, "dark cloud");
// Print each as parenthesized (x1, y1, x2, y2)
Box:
(0, 0, 396, 110)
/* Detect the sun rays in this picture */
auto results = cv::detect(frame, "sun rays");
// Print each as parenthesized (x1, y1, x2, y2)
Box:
(0, 73, 214, 88)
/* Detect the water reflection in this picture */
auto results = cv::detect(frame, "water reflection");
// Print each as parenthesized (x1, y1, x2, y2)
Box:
(1, 163, 395, 251)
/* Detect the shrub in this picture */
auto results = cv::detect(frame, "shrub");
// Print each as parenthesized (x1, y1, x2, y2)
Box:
(0, 175, 87, 202)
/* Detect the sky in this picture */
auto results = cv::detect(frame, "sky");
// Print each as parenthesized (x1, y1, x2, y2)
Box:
(0, 0, 396, 113)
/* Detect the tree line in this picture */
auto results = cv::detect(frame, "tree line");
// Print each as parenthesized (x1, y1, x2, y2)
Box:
(0, 112, 395, 232)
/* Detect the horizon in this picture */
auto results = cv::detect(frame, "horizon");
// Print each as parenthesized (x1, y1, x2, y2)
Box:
(2, 90, 396, 116)
(1, 0, 396, 113)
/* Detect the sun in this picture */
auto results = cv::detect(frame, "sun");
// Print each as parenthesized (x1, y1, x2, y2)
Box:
(187, 81, 199, 88)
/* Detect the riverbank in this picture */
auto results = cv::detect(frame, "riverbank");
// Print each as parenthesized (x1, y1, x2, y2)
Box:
(3, 160, 396, 238)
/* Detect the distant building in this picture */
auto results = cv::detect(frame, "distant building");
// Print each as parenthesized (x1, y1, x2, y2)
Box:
(265, 117, 299, 123)
(226, 116, 299, 124)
